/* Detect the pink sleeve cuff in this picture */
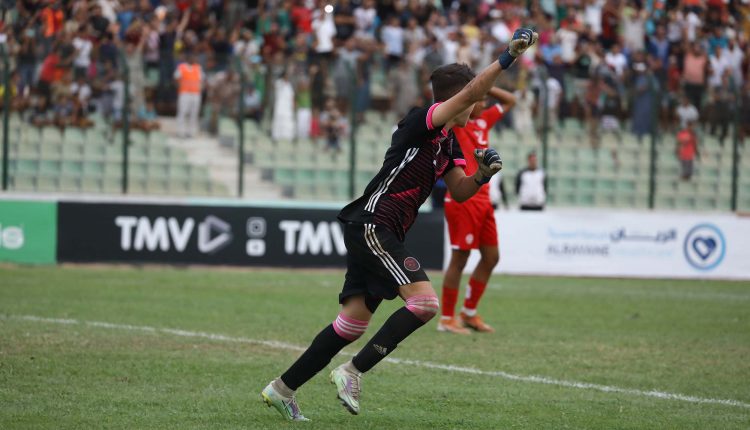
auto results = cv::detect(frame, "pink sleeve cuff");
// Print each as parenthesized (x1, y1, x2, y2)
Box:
(496, 104, 504, 114)
(426, 102, 441, 130)
(453, 158, 467, 167)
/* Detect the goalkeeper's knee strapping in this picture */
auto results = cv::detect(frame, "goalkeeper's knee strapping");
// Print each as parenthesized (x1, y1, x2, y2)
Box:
(332, 312, 369, 341)
(405, 294, 440, 322)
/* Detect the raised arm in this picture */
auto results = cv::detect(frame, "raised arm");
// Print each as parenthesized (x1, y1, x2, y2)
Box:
(488, 86, 516, 112)
(430, 28, 537, 128)
(135, 23, 149, 53)
(177, 8, 191, 38)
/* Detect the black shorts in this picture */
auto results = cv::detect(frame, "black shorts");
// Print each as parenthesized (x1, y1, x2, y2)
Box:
(339, 222, 429, 306)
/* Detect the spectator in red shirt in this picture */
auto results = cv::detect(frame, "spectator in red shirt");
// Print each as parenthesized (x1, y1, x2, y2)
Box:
(262, 22, 286, 59)
(291, 0, 313, 35)
(37, 48, 65, 102)
(600, 0, 620, 50)
(676, 121, 699, 181)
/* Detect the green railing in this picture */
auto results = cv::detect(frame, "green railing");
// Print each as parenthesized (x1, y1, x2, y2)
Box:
(119, 48, 131, 194)
(1, 44, 10, 191)
(232, 56, 246, 198)
(648, 73, 660, 210)
(346, 62, 358, 201)
(730, 77, 741, 212)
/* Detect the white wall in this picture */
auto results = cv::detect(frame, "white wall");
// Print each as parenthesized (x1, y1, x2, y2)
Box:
(445, 209, 750, 280)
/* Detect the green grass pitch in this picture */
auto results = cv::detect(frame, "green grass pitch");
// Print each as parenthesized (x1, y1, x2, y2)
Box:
(1, 265, 749, 429)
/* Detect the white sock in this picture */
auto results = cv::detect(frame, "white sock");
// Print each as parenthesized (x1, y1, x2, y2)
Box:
(462, 307, 477, 317)
(272, 377, 295, 397)
(343, 360, 362, 375)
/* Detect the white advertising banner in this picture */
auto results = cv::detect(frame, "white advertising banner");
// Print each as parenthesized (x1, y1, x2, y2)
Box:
(446, 210, 750, 280)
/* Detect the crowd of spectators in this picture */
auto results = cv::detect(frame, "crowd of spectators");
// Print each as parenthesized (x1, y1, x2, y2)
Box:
(0, 0, 748, 157)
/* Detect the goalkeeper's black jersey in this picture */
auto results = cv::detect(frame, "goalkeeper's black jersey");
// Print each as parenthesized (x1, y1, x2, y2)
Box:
(338, 103, 466, 242)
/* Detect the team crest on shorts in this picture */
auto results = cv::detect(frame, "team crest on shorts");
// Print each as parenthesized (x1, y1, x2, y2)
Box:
(403, 257, 421, 272)
(466, 234, 474, 245)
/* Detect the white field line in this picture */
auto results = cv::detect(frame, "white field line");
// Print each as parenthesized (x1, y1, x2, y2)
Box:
(6, 314, 750, 410)
(487, 284, 750, 303)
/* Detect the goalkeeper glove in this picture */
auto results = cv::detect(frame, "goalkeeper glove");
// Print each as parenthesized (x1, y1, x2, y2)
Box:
(473, 148, 503, 185)
(498, 28, 539, 69)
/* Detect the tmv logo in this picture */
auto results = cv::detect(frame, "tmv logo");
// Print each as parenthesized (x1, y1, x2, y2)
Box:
(115, 215, 232, 254)
(279, 221, 347, 256)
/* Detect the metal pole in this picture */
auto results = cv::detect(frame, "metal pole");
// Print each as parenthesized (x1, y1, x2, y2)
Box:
(540, 67, 549, 172)
(648, 74, 658, 209)
(1, 46, 9, 190)
(235, 57, 245, 198)
(120, 50, 130, 194)
(730, 78, 740, 211)
(348, 64, 357, 200)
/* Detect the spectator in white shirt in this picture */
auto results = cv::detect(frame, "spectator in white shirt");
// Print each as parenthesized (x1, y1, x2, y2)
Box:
(622, 7, 645, 52)
(312, 6, 336, 56)
(557, 25, 579, 63)
(666, 10, 683, 45)
(70, 75, 92, 112)
(431, 14, 455, 43)
(516, 151, 547, 211)
(543, 75, 563, 138)
(234, 28, 260, 65)
(684, 11, 701, 42)
(708, 46, 731, 88)
(726, 39, 745, 86)
(381, 16, 404, 68)
(675, 95, 699, 129)
(441, 31, 459, 65)
(72, 26, 93, 79)
(353, 0, 377, 40)
(403, 17, 426, 47)
(490, 11, 511, 43)
(604, 44, 628, 77)
(584, 0, 603, 35)
(513, 88, 535, 133)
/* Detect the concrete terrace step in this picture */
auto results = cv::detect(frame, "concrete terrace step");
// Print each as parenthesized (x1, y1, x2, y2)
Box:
(159, 118, 284, 199)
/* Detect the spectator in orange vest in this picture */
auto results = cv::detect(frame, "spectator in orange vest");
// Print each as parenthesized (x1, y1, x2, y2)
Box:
(41, 2, 65, 38)
(174, 51, 203, 138)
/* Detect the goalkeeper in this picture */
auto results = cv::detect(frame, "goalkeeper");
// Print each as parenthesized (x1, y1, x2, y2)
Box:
(261, 28, 538, 421)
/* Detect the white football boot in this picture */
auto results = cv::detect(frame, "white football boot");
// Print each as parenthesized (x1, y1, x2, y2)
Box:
(261, 381, 310, 421)
(330, 362, 362, 415)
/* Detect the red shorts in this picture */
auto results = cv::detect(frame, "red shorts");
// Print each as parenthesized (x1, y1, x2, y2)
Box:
(444, 198, 498, 251)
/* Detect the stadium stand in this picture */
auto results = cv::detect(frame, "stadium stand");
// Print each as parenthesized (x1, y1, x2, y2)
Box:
(7, 112, 227, 196)
(218, 113, 750, 211)
(0, 0, 748, 211)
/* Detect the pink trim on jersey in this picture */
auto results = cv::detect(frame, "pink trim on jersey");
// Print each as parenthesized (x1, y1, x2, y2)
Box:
(426, 103, 441, 130)
(333, 313, 369, 341)
(453, 158, 467, 167)
(405, 294, 439, 322)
